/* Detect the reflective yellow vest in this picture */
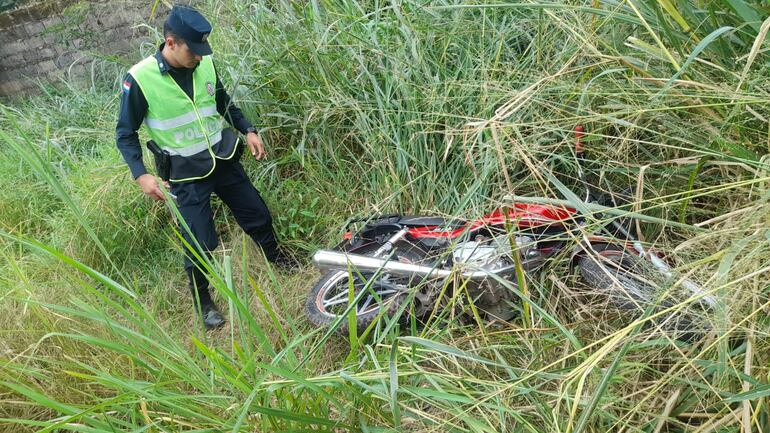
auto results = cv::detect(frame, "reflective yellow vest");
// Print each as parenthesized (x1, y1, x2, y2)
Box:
(129, 55, 238, 182)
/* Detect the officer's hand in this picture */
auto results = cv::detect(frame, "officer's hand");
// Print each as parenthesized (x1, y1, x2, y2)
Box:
(137, 174, 166, 201)
(246, 131, 266, 160)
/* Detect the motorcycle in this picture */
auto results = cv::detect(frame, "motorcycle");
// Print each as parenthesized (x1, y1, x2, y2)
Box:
(305, 127, 718, 340)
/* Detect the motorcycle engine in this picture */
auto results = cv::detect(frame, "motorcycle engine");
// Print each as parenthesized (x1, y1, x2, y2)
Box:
(450, 234, 535, 321)
(452, 235, 534, 270)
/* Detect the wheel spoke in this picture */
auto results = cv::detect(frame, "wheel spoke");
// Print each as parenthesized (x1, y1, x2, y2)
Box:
(358, 289, 400, 314)
(323, 288, 399, 311)
(318, 268, 405, 316)
(325, 297, 354, 308)
(324, 290, 350, 306)
(358, 295, 373, 314)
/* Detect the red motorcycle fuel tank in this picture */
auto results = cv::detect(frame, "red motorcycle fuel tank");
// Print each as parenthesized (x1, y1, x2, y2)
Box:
(406, 203, 577, 239)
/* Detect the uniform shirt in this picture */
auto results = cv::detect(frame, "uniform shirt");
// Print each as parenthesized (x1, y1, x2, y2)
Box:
(116, 43, 254, 179)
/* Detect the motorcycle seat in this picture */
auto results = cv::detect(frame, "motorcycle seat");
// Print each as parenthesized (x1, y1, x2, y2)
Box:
(397, 216, 466, 229)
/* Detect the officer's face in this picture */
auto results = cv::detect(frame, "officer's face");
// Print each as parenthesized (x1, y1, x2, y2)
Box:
(180, 43, 203, 68)
(167, 37, 202, 69)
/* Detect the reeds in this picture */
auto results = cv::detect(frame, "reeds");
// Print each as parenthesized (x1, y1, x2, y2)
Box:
(1, 0, 768, 431)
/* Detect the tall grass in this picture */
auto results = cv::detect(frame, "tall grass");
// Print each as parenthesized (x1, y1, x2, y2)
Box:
(1, 0, 769, 431)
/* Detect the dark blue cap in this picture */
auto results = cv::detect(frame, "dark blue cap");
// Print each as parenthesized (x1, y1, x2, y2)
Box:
(166, 5, 213, 56)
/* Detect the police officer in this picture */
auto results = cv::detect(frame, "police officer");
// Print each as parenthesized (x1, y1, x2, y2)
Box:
(116, 5, 291, 330)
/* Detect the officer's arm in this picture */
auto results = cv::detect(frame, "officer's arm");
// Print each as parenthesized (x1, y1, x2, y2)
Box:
(117, 76, 167, 201)
(212, 63, 254, 134)
(116, 74, 149, 179)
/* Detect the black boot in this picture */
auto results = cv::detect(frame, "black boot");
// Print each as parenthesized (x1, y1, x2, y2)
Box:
(187, 267, 225, 330)
(268, 247, 302, 271)
(246, 227, 299, 270)
(199, 302, 225, 330)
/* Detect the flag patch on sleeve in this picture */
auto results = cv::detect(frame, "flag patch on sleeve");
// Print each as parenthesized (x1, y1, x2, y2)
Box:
(122, 80, 131, 93)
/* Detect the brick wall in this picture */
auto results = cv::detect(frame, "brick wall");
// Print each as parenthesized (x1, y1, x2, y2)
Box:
(0, 0, 173, 97)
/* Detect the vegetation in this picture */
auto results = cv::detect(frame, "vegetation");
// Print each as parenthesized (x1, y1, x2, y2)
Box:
(1, 0, 769, 431)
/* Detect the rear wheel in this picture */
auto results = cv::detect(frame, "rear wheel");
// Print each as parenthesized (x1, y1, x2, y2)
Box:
(578, 246, 709, 342)
(305, 241, 428, 336)
(306, 270, 405, 335)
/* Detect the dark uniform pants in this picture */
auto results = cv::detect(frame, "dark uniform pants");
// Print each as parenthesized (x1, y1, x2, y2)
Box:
(170, 159, 278, 293)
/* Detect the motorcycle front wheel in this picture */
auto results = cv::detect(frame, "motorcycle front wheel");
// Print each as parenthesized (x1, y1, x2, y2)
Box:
(578, 246, 710, 342)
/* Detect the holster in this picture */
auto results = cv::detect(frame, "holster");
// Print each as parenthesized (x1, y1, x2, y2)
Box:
(146, 140, 171, 181)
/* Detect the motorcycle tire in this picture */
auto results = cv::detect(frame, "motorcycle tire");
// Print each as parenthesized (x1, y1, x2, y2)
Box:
(305, 270, 405, 336)
(578, 246, 709, 342)
(305, 241, 427, 336)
